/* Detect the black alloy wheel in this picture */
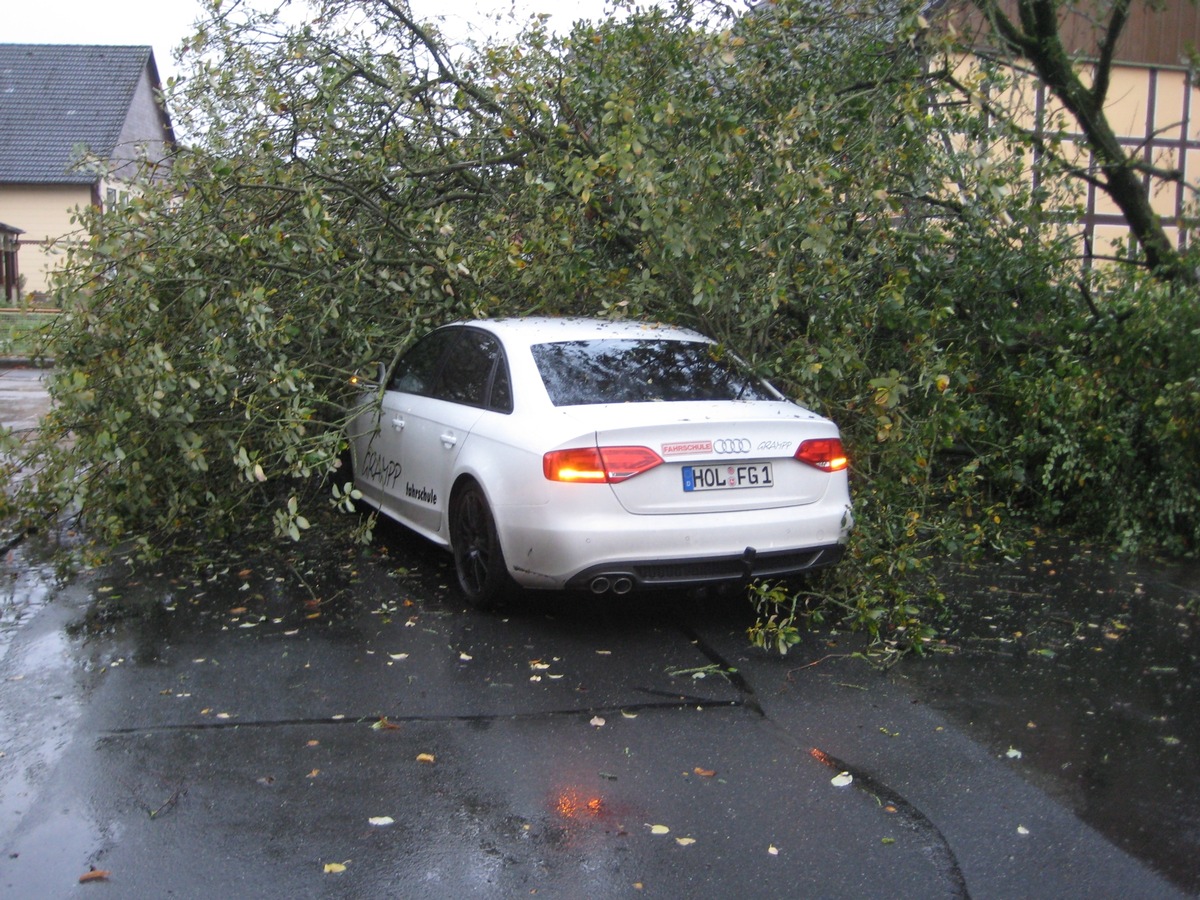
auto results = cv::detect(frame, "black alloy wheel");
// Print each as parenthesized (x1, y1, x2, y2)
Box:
(450, 482, 513, 608)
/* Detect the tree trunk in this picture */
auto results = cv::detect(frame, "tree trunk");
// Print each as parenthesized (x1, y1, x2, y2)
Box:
(970, 0, 1198, 285)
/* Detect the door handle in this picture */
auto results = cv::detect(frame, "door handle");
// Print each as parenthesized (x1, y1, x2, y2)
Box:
(390, 417, 405, 431)
(439, 432, 458, 448)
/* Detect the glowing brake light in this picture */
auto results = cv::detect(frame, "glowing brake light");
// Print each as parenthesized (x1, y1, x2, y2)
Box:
(795, 438, 848, 472)
(543, 446, 664, 483)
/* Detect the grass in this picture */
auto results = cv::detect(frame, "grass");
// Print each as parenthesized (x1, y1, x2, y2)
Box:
(0, 309, 57, 360)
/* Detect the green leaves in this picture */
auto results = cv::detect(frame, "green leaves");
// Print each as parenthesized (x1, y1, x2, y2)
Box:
(275, 496, 311, 543)
(12, 0, 1196, 630)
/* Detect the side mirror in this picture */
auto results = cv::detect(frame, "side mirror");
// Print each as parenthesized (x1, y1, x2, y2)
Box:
(349, 361, 388, 390)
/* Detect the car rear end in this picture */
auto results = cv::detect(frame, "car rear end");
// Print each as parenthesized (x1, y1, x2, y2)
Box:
(501, 401, 852, 592)
(476, 319, 853, 593)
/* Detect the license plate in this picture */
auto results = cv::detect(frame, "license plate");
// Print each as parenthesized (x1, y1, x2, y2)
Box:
(682, 462, 774, 492)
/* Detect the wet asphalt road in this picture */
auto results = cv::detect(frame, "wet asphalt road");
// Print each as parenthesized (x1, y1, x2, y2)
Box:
(0, 366, 1195, 898)
(0, 532, 1191, 899)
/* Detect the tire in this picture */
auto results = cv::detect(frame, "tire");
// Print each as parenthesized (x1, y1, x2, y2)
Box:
(450, 481, 513, 609)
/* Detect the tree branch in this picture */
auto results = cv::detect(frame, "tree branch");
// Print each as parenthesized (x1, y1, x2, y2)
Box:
(967, 0, 1198, 284)
(1093, 0, 1132, 106)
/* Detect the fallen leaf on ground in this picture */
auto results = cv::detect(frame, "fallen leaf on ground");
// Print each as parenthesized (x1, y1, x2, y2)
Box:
(675, 837, 696, 846)
(306, 769, 320, 778)
(1006, 747, 1022, 759)
(368, 816, 395, 826)
(648, 824, 670, 835)
(590, 716, 606, 727)
(768, 845, 780, 856)
(459, 652, 473, 661)
(323, 862, 347, 874)
(371, 717, 400, 730)
(831, 772, 853, 787)
(1017, 825, 1030, 835)
(78, 869, 111, 883)
(694, 767, 716, 777)
(388, 653, 409, 661)
(416, 753, 436, 764)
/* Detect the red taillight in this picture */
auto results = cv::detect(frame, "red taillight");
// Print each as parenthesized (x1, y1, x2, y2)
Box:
(543, 446, 664, 483)
(795, 438, 848, 472)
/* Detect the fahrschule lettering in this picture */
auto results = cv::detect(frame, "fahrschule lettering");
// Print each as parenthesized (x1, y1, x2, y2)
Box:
(405, 482, 438, 505)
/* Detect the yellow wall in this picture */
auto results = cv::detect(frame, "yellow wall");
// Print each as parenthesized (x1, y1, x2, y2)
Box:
(953, 54, 1199, 265)
(0, 184, 94, 299)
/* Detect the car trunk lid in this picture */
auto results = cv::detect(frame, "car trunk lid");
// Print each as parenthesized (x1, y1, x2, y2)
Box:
(557, 402, 844, 515)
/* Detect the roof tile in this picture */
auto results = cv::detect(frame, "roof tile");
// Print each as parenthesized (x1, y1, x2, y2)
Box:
(0, 44, 155, 184)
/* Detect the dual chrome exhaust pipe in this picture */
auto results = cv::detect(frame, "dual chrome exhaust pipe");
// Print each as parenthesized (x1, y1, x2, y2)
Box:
(589, 575, 634, 595)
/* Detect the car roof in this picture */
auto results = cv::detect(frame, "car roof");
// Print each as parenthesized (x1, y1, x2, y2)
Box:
(453, 317, 712, 347)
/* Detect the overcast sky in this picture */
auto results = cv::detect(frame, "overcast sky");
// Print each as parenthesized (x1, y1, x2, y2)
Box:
(5, 0, 618, 83)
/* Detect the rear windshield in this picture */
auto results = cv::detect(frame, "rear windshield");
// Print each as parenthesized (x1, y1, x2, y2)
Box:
(531, 339, 779, 406)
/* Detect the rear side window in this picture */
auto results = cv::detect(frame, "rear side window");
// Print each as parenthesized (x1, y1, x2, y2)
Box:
(437, 330, 510, 411)
(390, 327, 513, 413)
(531, 339, 778, 406)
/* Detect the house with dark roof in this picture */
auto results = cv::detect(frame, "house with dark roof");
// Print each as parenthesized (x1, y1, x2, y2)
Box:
(0, 44, 176, 300)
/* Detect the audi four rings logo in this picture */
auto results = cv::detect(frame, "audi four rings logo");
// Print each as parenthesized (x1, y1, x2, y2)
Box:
(713, 438, 752, 454)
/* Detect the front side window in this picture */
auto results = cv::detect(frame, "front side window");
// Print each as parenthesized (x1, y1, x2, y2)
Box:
(390, 329, 458, 395)
(531, 339, 779, 406)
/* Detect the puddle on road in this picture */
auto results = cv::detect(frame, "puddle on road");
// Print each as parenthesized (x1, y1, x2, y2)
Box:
(906, 544, 1200, 894)
(0, 539, 111, 889)
(0, 547, 55, 660)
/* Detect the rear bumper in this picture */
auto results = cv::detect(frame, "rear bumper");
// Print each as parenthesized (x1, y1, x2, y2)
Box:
(495, 486, 852, 591)
(563, 542, 846, 591)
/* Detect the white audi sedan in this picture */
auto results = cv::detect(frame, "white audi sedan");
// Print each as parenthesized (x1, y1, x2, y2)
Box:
(348, 318, 853, 606)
